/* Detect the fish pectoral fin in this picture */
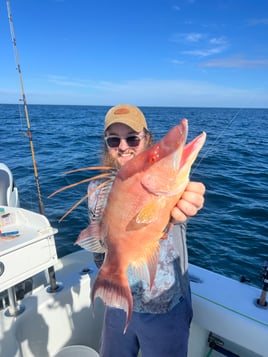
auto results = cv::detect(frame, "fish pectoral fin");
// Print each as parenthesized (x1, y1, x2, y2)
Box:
(136, 197, 166, 224)
(92, 270, 133, 334)
(147, 245, 160, 289)
(129, 263, 150, 285)
(75, 224, 106, 253)
(130, 244, 160, 289)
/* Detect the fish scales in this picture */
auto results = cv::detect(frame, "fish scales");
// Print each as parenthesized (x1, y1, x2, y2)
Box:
(76, 118, 206, 332)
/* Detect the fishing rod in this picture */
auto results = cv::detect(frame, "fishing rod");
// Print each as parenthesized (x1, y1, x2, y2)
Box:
(6, 0, 45, 216)
(6, 0, 59, 292)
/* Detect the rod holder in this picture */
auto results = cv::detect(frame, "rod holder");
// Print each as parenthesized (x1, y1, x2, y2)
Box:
(257, 261, 268, 308)
(46, 266, 63, 293)
(4, 286, 25, 317)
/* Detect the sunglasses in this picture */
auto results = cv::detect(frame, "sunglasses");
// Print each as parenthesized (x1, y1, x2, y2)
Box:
(105, 134, 145, 148)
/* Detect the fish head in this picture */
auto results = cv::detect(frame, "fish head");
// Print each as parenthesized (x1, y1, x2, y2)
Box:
(118, 118, 206, 196)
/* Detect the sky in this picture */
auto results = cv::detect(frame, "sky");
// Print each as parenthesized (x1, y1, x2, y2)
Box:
(0, 0, 268, 108)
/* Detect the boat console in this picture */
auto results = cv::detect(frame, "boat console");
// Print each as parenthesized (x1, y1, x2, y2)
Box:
(0, 206, 58, 315)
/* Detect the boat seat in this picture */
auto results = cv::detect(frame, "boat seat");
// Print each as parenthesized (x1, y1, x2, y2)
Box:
(0, 168, 9, 205)
(54, 345, 99, 357)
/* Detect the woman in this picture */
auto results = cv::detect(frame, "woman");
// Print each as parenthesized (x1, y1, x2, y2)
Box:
(89, 104, 205, 357)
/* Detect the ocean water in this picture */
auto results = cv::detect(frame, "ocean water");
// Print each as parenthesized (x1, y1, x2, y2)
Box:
(1, 104, 267, 288)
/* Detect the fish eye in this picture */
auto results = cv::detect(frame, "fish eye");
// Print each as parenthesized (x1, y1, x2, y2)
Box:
(148, 152, 159, 165)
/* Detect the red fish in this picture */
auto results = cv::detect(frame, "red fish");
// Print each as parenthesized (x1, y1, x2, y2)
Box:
(76, 119, 206, 332)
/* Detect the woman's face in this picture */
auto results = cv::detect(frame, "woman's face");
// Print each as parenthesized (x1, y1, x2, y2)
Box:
(105, 123, 149, 167)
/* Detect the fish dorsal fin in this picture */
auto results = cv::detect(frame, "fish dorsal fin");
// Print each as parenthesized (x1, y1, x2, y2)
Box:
(91, 178, 114, 224)
(75, 177, 114, 253)
(136, 196, 166, 224)
(75, 223, 107, 253)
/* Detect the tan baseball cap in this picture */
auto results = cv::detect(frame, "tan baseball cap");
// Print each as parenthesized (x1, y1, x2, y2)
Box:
(104, 104, 148, 132)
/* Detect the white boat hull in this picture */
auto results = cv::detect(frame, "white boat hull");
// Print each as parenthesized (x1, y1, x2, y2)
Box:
(189, 264, 267, 357)
(1, 249, 267, 357)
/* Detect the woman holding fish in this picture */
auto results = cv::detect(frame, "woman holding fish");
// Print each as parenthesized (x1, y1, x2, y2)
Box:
(80, 104, 206, 357)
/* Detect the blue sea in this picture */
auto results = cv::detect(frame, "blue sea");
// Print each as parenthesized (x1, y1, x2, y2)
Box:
(1, 104, 267, 288)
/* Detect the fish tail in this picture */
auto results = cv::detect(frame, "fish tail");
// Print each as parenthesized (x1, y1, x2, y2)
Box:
(92, 269, 133, 333)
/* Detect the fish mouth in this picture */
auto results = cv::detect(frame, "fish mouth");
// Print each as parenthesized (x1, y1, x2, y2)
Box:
(181, 131, 207, 170)
(118, 119, 206, 184)
(131, 119, 206, 197)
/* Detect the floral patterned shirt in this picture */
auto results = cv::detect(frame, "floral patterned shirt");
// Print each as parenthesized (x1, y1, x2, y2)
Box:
(88, 180, 191, 314)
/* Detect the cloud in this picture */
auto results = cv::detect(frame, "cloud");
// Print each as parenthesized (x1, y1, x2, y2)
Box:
(200, 56, 268, 68)
(170, 59, 185, 65)
(209, 37, 228, 46)
(171, 32, 229, 57)
(3, 77, 267, 108)
(4, 74, 267, 108)
(171, 32, 205, 43)
(182, 46, 227, 57)
(47, 75, 88, 87)
(247, 18, 268, 26)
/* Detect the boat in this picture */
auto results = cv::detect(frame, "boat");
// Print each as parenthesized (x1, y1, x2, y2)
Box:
(0, 162, 267, 357)
(1, 1, 267, 354)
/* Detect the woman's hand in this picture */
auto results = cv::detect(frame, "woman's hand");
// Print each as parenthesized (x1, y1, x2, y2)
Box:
(171, 182, 205, 223)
